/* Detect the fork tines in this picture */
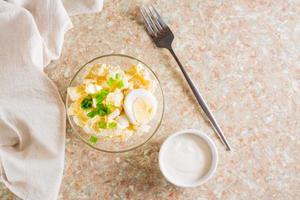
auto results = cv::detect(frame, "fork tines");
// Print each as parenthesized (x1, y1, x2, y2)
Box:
(140, 5, 168, 36)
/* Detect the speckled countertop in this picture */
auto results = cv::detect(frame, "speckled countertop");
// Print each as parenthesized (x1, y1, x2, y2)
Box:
(1, 0, 300, 199)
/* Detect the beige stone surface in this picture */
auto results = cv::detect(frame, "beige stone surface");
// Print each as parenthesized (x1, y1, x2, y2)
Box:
(1, 0, 300, 199)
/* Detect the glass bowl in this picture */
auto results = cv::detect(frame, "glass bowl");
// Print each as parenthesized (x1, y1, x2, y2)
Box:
(66, 54, 164, 153)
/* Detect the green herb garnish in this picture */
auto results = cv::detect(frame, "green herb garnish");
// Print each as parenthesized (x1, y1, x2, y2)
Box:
(89, 135, 98, 144)
(87, 110, 98, 118)
(97, 103, 106, 116)
(81, 97, 92, 109)
(106, 104, 113, 114)
(107, 77, 115, 86)
(108, 122, 117, 129)
(115, 73, 120, 79)
(117, 80, 124, 89)
(96, 103, 111, 116)
(94, 89, 109, 104)
(98, 121, 107, 129)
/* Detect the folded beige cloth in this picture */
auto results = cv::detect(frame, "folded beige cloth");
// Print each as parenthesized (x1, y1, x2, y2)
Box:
(0, 0, 102, 199)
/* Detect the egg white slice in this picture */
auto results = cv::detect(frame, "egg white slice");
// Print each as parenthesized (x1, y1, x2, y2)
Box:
(124, 89, 157, 125)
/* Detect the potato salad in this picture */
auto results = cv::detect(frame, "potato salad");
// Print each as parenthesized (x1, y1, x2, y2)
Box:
(67, 63, 157, 144)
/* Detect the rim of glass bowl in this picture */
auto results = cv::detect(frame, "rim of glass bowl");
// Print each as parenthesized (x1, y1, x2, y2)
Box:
(66, 54, 165, 153)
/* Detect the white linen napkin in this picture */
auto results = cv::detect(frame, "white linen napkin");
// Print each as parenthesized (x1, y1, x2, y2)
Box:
(0, 0, 103, 199)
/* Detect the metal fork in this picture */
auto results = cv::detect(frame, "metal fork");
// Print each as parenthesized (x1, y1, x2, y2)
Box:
(140, 5, 231, 151)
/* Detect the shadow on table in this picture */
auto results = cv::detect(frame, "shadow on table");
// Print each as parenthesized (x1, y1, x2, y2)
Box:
(109, 140, 178, 197)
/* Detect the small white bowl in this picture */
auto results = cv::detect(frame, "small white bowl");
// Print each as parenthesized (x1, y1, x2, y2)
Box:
(159, 129, 218, 187)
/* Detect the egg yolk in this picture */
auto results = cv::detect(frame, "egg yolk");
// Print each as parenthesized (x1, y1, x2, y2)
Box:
(133, 97, 152, 124)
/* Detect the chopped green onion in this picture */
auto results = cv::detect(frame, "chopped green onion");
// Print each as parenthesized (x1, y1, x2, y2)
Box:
(106, 104, 113, 114)
(98, 110, 106, 116)
(107, 77, 115, 86)
(108, 122, 117, 129)
(95, 96, 103, 104)
(87, 110, 98, 118)
(97, 103, 107, 116)
(89, 135, 98, 144)
(81, 97, 92, 109)
(115, 73, 120, 79)
(117, 80, 124, 89)
(94, 89, 109, 104)
(96, 103, 105, 109)
(96, 103, 112, 116)
(100, 89, 109, 96)
(98, 121, 107, 129)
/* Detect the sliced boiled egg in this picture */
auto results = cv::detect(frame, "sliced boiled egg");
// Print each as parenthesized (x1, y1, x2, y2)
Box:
(124, 89, 157, 125)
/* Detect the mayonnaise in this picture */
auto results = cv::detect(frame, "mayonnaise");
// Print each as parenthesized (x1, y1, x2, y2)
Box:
(159, 130, 217, 187)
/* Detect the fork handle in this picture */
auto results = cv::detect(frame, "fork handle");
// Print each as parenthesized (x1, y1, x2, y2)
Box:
(168, 48, 231, 151)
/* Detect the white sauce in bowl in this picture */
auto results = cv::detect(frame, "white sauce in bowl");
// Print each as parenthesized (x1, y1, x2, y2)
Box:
(159, 129, 218, 187)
